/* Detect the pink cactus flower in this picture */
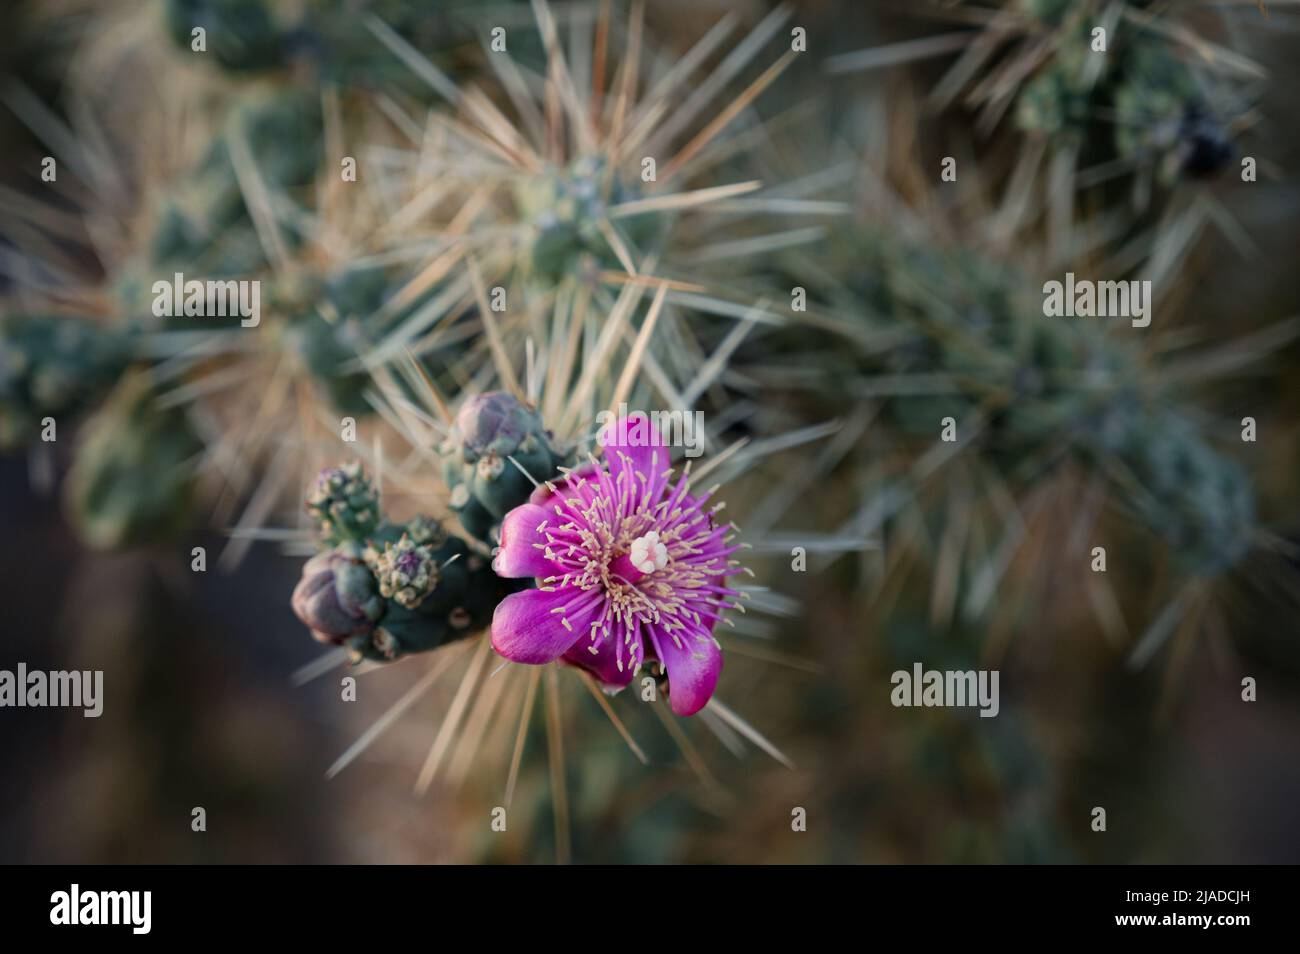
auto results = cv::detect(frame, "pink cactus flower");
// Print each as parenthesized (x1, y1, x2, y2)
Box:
(489, 413, 743, 715)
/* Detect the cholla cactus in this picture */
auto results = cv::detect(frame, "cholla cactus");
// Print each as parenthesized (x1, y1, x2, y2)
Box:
(0, 315, 129, 450)
(791, 221, 1263, 588)
(1011, 0, 1249, 178)
(305, 462, 381, 545)
(517, 156, 665, 285)
(1011, 11, 1236, 185)
(289, 288, 840, 850)
(0, 32, 378, 553)
(351, 0, 838, 416)
(119, 87, 322, 316)
(38, 0, 833, 563)
(306, 0, 535, 92)
(743, 159, 1281, 664)
(439, 391, 567, 545)
(8, 0, 1290, 865)
(830, 0, 1261, 207)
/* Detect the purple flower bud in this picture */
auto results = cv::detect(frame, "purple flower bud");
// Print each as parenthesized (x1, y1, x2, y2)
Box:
(452, 392, 534, 458)
(291, 544, 384, 645)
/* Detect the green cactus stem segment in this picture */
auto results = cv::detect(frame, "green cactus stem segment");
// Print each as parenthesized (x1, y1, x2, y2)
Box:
(438, 391, 567, 545)
(305, 461, 381, 545)
(62, 371, 203, 550)
(295, 464, 527, 663)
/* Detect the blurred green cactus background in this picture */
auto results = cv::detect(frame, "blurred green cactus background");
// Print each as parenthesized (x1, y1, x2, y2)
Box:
(2, 0, 1299, 864)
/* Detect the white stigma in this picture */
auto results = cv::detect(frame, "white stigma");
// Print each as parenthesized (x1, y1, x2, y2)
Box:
(629, 530, 668, 575)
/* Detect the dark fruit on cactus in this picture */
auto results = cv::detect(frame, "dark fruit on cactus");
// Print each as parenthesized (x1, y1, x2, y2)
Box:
(1176, 105, 1233, 178)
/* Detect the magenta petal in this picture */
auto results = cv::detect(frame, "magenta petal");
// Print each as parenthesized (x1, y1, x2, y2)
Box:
(492, 503, 562, 579)
(600, 411, 669, 487)
(529, 461, 596, 507)
(648, 625, 722, 716)
(561, 617, 642, 689)
(491, 586, 601, 664)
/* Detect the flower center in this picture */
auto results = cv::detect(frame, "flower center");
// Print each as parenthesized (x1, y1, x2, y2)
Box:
(628, 530, 668, 575)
